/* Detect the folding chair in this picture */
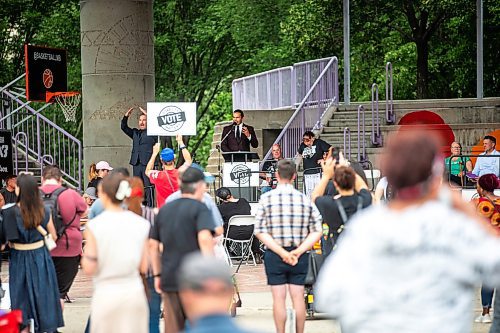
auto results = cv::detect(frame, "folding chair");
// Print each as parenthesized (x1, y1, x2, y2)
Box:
(223, 215, 256, 266)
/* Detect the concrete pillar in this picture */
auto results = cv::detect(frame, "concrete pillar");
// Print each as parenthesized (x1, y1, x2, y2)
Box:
(80, 0, 154, 181)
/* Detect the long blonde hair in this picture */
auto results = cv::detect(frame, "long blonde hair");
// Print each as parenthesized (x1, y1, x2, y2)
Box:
(88, 163, 98, 182)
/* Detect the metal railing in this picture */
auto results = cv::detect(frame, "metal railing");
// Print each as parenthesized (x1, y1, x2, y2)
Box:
(357, 105, 368, 164)
(343, 127, 352, 160)
(0, 77, 82, 189)
(371, 83, 382, 146)
(232, 57, 336, 111)
(262, 57, 339, 160)
(385, 62, 395, 124)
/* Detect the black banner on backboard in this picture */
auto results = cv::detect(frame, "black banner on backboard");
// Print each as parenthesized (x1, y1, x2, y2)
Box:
(25, 44, 67, 102)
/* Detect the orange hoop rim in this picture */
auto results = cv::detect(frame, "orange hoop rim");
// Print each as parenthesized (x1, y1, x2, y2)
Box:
(46, 91, 80, 103)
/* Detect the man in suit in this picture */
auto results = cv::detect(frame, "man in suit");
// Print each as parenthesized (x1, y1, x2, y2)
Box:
(220, 110, 258, 162)
(121, 106, 157, 206)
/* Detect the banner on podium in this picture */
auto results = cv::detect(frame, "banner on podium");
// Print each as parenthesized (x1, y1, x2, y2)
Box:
(223, 162, 260, 187)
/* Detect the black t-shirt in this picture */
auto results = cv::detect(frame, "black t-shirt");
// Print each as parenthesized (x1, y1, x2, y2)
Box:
(218, 198, 251, 231)
(261, 159, 280, 188)
(0, 188, 17, 204)
(150, 198, 215, 292)
(297, 139, 331, 174)
(315, 189, 372, 242)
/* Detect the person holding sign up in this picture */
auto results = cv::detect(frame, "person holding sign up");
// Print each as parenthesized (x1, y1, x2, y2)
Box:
(220, 110, 258, 162)
(121, 106, 158, 206)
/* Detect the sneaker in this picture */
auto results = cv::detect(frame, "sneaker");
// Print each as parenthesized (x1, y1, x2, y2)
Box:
(474, 314, 492, 323)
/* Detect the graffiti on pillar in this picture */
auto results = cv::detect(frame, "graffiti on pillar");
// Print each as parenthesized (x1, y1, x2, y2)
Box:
(81, 13, 154, 74)
(88, 96, 141, 121)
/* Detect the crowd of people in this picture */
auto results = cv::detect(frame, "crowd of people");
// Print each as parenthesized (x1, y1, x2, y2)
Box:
(0, 105, 499, 333)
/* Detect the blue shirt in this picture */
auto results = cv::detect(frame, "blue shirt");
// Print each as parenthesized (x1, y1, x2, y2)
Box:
(472, 150, 500, 177)
(182, 314, 255, 333)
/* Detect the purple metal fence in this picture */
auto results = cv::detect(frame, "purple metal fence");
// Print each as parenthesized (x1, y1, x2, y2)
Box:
(232, 57, 336, 111)
(371, 83, 382, 146)
(343, 127, 351, 160)
(357, 105, 367, 163)
(385, 62, 395, 124)
(262, 57, 339, 161)
(1, 82, 82, 189)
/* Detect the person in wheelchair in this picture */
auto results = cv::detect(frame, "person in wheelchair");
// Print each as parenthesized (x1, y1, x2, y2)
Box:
(216, 187, 262, 263)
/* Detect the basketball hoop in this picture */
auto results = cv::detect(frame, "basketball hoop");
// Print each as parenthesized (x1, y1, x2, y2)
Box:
(46, 91, 81, 122)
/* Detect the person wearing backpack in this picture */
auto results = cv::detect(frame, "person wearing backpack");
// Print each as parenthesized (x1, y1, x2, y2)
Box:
(312, 154, 372, 256)
(40, 165, 87, 309)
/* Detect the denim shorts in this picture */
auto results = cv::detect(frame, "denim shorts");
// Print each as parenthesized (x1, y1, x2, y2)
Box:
(264, 247, 309, 285)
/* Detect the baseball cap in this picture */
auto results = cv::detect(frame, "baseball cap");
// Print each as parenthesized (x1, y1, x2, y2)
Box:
(160, 148, 175, 162)
(190, 163, 215, 183)
(177, 253, 233, 291)
(84, 187, 98, 200)
(96, 161, 113, 171)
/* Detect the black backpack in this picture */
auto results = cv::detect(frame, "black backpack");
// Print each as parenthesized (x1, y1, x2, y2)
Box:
(40, 187, 75, 249)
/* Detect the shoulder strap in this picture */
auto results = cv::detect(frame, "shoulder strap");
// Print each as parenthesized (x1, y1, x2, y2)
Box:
(336, 199, 349, 225)
(356, 195, 363, 212)
(164, 170, 175, 192)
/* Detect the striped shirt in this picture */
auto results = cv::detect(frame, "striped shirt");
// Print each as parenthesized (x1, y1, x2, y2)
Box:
(254, 183, 322, 247)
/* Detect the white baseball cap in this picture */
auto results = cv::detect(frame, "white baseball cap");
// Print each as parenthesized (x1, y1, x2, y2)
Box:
(96, 161, 113, 171)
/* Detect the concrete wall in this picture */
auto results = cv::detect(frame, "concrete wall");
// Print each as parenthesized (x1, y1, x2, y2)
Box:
(80, 0, 154, 179)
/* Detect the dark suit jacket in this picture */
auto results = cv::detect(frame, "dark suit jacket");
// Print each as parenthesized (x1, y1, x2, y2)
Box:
(221, 123, 258, 153)
(121, 116, 157, 166)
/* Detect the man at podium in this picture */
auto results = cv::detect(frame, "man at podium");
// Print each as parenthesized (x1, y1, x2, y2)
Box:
(221, 110, 258, 162)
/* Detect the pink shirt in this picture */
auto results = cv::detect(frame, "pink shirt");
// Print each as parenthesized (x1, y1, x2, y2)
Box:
(40, 184, 87, 257)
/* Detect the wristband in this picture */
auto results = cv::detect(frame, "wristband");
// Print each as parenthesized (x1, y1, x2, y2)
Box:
(153, 273, 161, 278)
(179, 146, 186, 150)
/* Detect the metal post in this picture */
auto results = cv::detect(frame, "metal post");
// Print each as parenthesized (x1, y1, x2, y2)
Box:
(343, 0, 350, 105)
(477, 0, 483, 99)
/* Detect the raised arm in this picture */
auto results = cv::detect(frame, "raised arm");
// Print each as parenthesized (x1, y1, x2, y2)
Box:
(311, 157, 335, 203)
(145, 143, 160, 177)
(121, 107, 134, 138)
(176, 134, 192, 165)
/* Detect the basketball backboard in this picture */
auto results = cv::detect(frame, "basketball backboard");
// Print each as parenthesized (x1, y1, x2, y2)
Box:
(24, 44, 67, 102)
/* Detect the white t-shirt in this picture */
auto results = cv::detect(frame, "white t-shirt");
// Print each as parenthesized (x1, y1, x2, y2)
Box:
(375, 176, 388, 201)
(316, 201, 500, 333)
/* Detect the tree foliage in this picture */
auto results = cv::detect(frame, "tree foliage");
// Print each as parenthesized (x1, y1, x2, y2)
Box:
(0, 0, 498, 165)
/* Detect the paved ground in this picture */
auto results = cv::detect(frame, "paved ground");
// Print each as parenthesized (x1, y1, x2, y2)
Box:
(0, 262, 495, 332)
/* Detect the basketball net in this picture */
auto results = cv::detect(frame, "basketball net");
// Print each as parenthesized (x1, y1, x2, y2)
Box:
(46, 92, 81, 122)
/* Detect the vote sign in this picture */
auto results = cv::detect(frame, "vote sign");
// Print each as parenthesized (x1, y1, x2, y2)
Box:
(147, 102, 197, 136)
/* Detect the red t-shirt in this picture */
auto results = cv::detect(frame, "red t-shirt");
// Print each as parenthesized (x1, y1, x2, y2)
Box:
(40, 184, 88, 257)
(148, 169, 179, 207)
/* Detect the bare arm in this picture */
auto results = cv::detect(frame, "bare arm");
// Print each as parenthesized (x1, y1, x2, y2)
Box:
(149, 239, 162, 294)
(291, 231, 322, 258)
(466, 159, 473, 173)
(311, 158, 335, 203)
(255, 232, 297, 265)
(294, 154, 303, 170)
(354, 173, 369, 192)
(145, 143, 161, 177)
(139, 239, 149, 275)
(81, 229, 98, 276)
(197, 229, 214, 255)
(46, 214, 57, 241)
(176, 134, 192, 165)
